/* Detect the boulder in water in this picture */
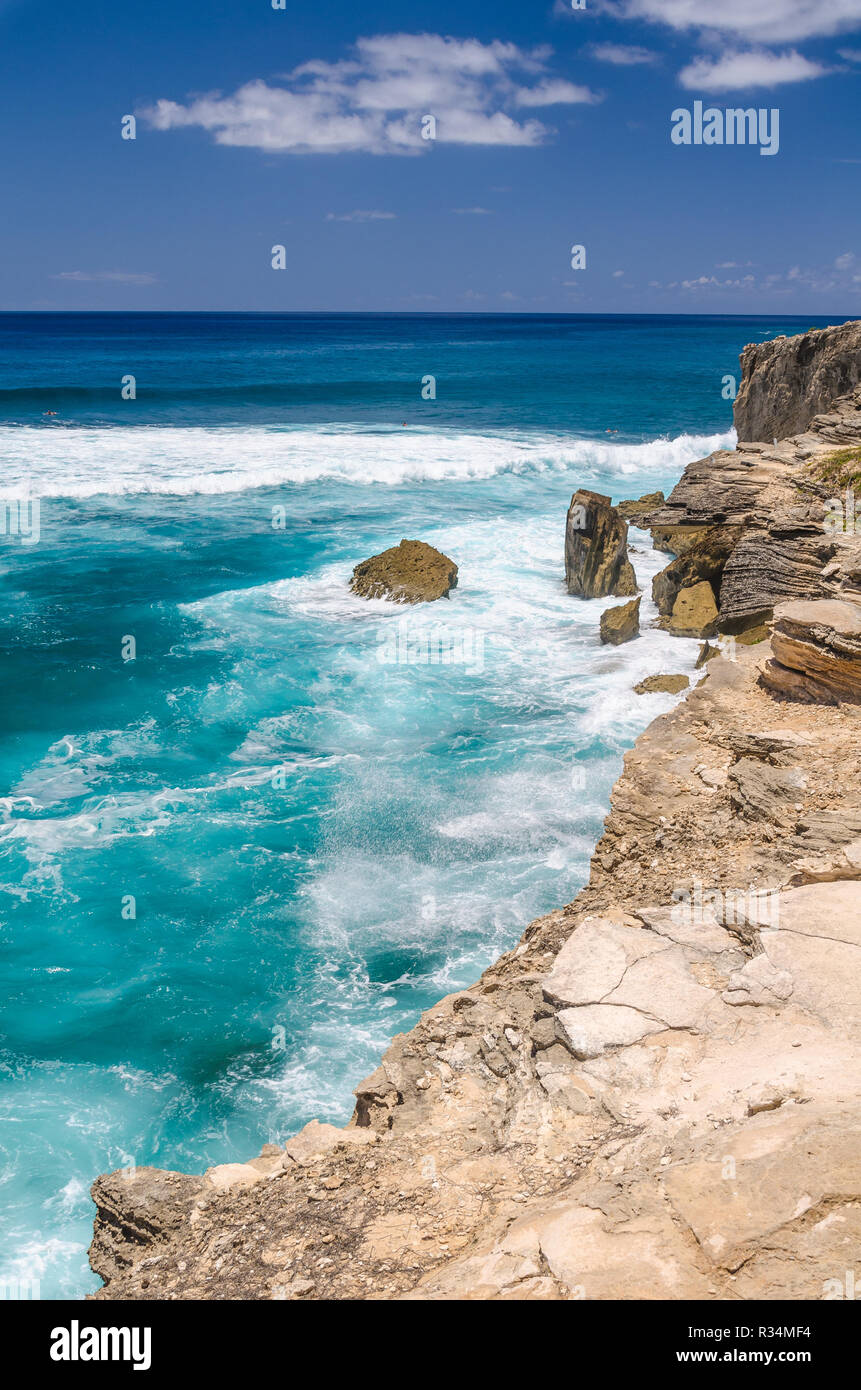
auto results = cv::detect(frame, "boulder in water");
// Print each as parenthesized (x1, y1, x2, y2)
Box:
(634, 673, 690, 695)
(600, 596, 641, 646)
(565, 490, 638, 599)
(351, 539, 458, 604)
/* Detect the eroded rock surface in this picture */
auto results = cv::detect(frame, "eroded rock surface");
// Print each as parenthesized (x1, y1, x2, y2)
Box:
(761, 598, 861, 704)
(600, 596, 640, 646)
(88, 636, 861, 1302)
(735, 320, 861, 443)
(565, 490, 637, 599)
(351, 539, 458, 603)
(87, 322, 861, 1303)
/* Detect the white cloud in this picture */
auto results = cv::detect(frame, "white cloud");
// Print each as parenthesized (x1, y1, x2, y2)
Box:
(839, 46, 861, 58)
(452, 206, 493, 214)
(649, 252, 861, 297)
(612, 269, 624, 276)
(589, 43, 659, 65)
(679, 48, 829, 89)
(325, 209, 396, 221)
(142, 33, 599, 155)
(608, 1, 861, 45)
(513, 79, 601, 105)
(52, 270, 157, 285)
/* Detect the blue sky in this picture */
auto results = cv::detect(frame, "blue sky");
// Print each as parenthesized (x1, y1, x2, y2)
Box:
(1, 0, 860, 312)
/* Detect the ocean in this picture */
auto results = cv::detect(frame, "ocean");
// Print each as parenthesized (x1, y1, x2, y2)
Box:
(0, 311, 832, 1296)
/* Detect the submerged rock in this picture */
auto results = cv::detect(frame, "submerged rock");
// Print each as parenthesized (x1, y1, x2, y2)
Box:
(565, 489, 637, 599)
(634, 673, 689, 694)
(350, 539, 458, 604)
(600, 596, 640, 646)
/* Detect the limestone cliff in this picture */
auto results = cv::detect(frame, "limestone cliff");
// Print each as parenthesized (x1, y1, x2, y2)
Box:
(734, 318, 861, 443)
(87, 323, 861, 1302)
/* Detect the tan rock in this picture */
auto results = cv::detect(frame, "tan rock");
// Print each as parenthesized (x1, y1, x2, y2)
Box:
(600, 596, 640, 646)
(761, 598, 861, 704)
(350, 539, 458, 603)
(634, 673, 689, 695)
(565, 489, 637, 599)
(665, 581, 719, 638)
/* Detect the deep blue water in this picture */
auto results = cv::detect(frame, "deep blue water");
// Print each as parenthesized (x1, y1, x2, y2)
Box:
(0, 312, 840, 1296)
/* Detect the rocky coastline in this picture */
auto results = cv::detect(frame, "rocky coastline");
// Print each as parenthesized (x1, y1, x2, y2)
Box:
(88, 322, 861, 1301)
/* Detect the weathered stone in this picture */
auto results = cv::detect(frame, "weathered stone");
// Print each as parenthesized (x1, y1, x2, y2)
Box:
(728, 757, 806, 823)
(617, 491, 665, 528)
(719, 526, 832, 633)
(600, 596, 640, 645)
(633, 673, 689, 695)
(665, 581, 719, 638)
(556, 1004, 662, 1058)
(652, 525, 740, 617)
(565, 490, 637, 599)
(760, 598, 861, 704)
(543, 917, 665, 1008)
(734, 320, 861, 443)
(350, 539, 458, 603)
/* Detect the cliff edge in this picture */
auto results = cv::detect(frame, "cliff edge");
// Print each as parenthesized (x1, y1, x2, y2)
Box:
(88, 322, 861, 1301)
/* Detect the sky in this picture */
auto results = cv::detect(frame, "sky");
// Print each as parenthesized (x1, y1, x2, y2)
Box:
(1, 0, 860, 313)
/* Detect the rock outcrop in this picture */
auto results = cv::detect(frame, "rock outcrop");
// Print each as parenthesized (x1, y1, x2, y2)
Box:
(664, 580, 719, 638)
(87, 635, 861, 1302)
(647, 323, 861, 634)
(351, 539, 458, 603)
(761, 598, 861, 704)
(565, 490, 637, 599)
(617, 491, 665, 528)
(735, 319, 861, 443)
(652, 526, 740, 618)
(599, 596, 640, 645)
(634, 674, 689, 695)
(86, 321, 861, 1304)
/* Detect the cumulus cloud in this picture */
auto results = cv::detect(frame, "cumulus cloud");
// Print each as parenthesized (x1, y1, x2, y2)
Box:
(142, 33, 600, 155)
(589, 43, 659, 65)
(513, 78, 601, 105)
(606, 0, 861, 45)
(679, 48, 830, 89)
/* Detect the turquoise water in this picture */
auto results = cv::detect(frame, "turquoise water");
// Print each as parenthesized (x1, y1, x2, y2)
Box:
(0, 313, 834, 1296)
